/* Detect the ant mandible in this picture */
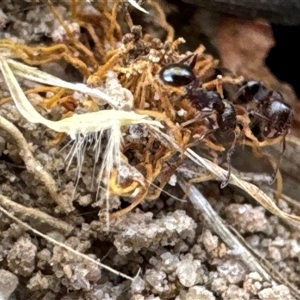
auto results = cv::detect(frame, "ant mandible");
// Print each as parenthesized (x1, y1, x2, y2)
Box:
(159, 54, 237, 188)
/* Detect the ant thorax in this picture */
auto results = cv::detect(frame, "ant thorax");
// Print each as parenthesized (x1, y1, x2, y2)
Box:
(187, 87, 223, 112)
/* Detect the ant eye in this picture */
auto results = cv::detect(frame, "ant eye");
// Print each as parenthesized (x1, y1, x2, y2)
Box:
(159, 63, 196, 87)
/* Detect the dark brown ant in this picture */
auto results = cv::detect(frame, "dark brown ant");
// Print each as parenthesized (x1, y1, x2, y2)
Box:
(160, 55, 293, 187)
(236, 80, 292, 138)
(159, 55, 237, 187)
(234, 80, 293, 182)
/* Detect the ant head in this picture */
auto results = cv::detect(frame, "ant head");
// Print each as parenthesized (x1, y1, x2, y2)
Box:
(159, 54, 198, 87)
(262, 91, 293, 138)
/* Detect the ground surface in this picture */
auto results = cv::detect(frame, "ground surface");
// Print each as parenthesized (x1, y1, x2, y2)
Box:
(0, 1, 300, 300)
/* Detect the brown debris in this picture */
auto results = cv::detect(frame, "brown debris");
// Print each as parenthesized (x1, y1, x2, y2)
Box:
(216, 16, 296, 109)
(0, 1, 300, 299)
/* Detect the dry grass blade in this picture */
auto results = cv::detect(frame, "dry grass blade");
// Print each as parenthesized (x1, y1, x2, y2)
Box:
(0, 195, 74, 235)
(151, 127, 300, 229)
(179, 179, 300, 298)
(6, 58, 122, 109)
(1, 58, 163, 134)
(178, 178, 273, 281)
(0, 114, 74, 213)
(185, 148, 300, 229)
(0, 204, 135, 281)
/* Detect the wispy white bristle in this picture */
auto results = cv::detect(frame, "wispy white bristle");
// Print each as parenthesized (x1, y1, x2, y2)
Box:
(0, 57, 163, 224)
(128, 0, 149, 14)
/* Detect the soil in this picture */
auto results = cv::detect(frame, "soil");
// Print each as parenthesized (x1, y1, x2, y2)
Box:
(0, 1, 300, 300)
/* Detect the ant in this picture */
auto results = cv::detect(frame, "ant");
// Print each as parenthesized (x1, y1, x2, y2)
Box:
(234, 80, 293, 181)
(159, 55, 237, 187)
(235, 81, 292, 140)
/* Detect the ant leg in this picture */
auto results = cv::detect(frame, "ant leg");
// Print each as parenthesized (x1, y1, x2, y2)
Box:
(188, 53, 198, 69)
(181, 112, 202, 127)
(268, 164, 278, 185)
(184, 173, 216, 200)
(181, 111, 216, 128)
(269, 135, 286, 185)
(221, 130, 237, 188)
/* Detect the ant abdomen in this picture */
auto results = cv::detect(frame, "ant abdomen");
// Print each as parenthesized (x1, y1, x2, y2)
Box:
(159, 54, 198, 87)
(159, 63, 196, 87)
(234, 80, 293, 139)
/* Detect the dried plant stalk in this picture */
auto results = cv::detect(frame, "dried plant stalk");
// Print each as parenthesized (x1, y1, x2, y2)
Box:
(185, 148, 300, 229)
(179, 179, 300, 298)
(0, 204, 136, 281)
(0, 115, 73, 213)
(0, 195, 74, 235)
(151, 126, 300, 229)
(178, 178, 272, 281)
(1, 58, 162, 132)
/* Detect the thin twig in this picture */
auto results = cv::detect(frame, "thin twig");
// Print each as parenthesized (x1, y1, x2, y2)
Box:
(0, 115, 74, 213)
(185, 148, 300, 229)
(0, 194, 74, 235)
(0, 204, 135, 281)
(151, 126, 300, 228)
(178, 177, 273, 282)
